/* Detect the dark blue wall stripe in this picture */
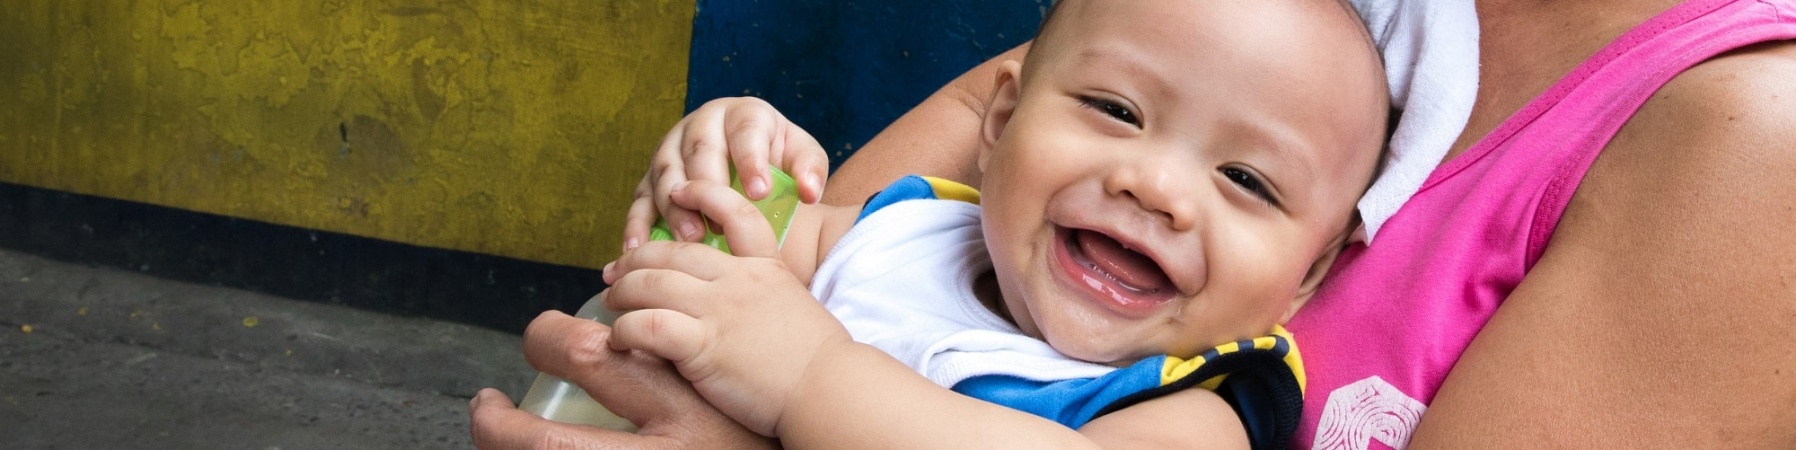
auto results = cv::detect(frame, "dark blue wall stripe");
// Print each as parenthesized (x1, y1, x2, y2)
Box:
(0, 182, 599, 334)
(687, 0, 1050, 170)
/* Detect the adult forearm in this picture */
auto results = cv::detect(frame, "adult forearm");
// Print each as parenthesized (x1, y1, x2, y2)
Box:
(822, 43, 1030, 206)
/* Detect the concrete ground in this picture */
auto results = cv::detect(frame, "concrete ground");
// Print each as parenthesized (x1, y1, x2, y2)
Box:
(0, 249, 540, 450)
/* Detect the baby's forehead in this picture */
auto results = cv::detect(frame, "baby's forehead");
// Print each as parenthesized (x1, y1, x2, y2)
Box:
(1026, 0, 1385, 98)
(1034, 0, 1372, 52)
(1027, 0, 1390, 199)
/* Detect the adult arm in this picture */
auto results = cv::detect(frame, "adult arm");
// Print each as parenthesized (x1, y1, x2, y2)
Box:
(1409, 42, 1796, 448)
(820, 43, 1029, 205)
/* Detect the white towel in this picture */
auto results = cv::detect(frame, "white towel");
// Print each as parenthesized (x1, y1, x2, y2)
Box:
(1348, 0, 1481, 243)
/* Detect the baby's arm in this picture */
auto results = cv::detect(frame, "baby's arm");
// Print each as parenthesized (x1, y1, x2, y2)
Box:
(776, 340, 1254, 449)
(603, 181, 1252, 449)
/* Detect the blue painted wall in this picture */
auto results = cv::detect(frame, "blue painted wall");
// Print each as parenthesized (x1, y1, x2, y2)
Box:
(687, 0, 1051, 170)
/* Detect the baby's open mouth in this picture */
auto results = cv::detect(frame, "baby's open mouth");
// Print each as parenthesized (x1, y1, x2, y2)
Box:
(1064, 228, 1173, 295)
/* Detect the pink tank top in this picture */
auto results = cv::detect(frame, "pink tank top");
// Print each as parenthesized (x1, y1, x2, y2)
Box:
(1287, 1, 1796, 448)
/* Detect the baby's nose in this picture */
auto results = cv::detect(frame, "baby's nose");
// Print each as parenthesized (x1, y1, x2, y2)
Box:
(1105, 164, 1198, 231)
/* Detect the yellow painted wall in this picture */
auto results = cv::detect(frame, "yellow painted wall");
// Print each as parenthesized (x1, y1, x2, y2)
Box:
(0, 0, 692, 269)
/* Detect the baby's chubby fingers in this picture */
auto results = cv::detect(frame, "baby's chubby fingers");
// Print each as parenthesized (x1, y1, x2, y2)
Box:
(676, 101, 737, 192)
(780, 129, 829, 205)
(608, 309, 710, 369)
(716, 97, 786, 201)
(667, 179, 779, 258)
(650, 124, 708, 243)
(601, 239, 739, 288)
(712, 97, 827, 204)
(620, 180, 658, 251)
(602, 266, 717, 320)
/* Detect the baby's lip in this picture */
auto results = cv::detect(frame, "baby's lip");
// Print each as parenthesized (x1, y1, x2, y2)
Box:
(1053, 226, 1179, 318)
(1042, 181, 1204, 302)
(1068, 228, 1173, 293)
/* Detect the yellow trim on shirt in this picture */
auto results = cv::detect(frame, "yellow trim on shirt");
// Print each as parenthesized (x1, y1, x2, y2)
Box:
(922, 176, 981, 204)
(1158, 324, 1305, 394)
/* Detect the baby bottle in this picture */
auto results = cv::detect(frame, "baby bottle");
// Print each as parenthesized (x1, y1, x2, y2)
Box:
(516, 167, 800, 429)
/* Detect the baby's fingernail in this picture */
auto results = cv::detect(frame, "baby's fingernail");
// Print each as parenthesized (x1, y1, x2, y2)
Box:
(602, 262, 616, 279)
(677, 220, 702, 240)
(468, 390, 483, 409)
(623, 237, 641, 251)
(747, 176, 769, 198)
(807, 173, 823, 192)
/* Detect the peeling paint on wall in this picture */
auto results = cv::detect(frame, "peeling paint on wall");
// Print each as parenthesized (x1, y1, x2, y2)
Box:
(0, 0, 694, 269)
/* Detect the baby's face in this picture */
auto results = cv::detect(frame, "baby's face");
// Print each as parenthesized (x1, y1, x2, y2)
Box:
(977, 0, 1387, 363)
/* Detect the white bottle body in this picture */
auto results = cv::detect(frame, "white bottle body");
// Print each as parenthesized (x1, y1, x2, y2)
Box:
(515, 298, 637, 430)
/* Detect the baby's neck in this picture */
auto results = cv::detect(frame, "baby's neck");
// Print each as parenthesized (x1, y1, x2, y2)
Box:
(972, 270, 1013, 326)
(975, 269, 1139, 368)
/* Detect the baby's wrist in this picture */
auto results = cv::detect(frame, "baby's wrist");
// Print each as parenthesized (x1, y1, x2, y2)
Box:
(771, 333, 863, 438)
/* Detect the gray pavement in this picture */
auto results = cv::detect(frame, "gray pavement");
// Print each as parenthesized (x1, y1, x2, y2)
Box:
(0, 249, 540, 449)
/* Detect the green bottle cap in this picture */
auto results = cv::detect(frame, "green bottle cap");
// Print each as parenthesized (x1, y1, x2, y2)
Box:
(648, 167, 799, 254)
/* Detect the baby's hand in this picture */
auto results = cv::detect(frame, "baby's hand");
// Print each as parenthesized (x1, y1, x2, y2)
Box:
(625, 97, 829, 250)
(602, 179, 851, 437)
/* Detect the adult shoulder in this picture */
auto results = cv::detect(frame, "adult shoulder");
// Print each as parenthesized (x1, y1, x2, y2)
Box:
(1620, 41, 1796, 169)
(1408, 41, 1796, 448)
(1587, 40, 1796, 219)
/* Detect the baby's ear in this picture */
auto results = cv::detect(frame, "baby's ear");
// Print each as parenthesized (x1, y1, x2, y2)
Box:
(978, 60, 1025, 174)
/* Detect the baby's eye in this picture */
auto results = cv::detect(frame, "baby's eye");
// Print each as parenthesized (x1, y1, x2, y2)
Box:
(1078, 96, 1140, 127)
(1221, 167, 1280, 206)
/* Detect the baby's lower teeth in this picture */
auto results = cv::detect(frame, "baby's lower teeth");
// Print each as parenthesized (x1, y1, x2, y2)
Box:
(1089, 262, 1156, 293)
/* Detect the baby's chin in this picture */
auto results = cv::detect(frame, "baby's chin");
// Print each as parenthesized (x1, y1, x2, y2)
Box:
(1002, 271, 1163, 366)
(1038, 329, 1153, 367)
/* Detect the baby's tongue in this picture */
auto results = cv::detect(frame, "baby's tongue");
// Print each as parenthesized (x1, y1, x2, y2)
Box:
(1074, 230, 1171, 291)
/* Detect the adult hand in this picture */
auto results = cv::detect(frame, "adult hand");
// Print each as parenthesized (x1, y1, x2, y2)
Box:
(603, 179, 854, 437)
(469, 309, 774, 450)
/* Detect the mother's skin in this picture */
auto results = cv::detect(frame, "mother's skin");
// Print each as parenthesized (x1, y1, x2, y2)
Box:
(828, 0, 1796, 447)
